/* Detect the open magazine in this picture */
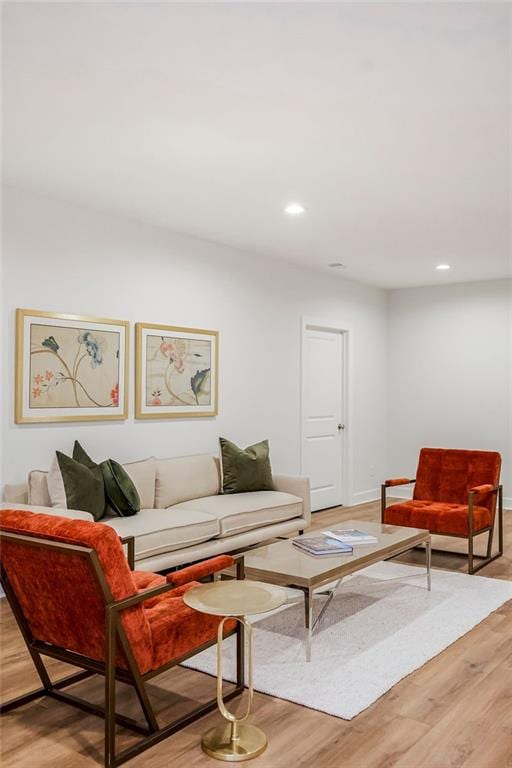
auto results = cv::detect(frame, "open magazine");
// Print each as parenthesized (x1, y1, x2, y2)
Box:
(322, 529, 378, 546)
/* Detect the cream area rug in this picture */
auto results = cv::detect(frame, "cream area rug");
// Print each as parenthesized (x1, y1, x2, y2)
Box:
(183, 561, 512, 720)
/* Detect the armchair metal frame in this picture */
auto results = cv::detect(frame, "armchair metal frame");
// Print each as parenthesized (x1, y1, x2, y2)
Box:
(0, 533, 245, 768)
(381, 481, 503, 574)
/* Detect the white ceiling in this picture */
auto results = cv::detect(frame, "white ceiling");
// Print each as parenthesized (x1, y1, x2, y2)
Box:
(3, 2, 511, 288)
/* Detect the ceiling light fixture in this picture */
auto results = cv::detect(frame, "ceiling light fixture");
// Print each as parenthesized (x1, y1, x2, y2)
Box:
(328, 262, 346, 269)
(284, 203, 305, 215)
(436, 264, 451, 271)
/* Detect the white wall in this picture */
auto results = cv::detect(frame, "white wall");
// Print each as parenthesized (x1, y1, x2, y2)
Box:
(387, 279, 512, 505)
(1, 185, 388, 504)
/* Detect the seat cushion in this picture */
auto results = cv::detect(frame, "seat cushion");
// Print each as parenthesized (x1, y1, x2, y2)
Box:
(145, 582, 236, 669)
(171, 491, 303, 538)
(155, 454, 220, 508)
(103, 508, 220, 559)
(132, 569, 167, 608)
(384, 500, 492, 536)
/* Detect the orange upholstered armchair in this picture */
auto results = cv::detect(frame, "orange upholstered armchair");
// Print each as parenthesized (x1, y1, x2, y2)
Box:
(0, 510, 244, 768)
(381, 448, 503, 574)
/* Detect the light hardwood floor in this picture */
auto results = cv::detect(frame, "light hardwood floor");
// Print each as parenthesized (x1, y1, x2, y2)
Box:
(1, 501, 511, 768)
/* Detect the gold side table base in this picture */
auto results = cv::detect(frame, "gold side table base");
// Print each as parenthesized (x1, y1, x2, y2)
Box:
(202, 723, 267, 762)
(184, 581, 287, 763)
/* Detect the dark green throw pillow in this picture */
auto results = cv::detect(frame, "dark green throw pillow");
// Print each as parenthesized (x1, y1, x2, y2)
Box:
(100, 459, 140, 517)
(48, 441, 106, 521)
(219, 437, 274, 494)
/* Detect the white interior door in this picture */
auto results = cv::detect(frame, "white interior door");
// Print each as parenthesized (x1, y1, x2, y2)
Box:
(302, 326, 344, 511)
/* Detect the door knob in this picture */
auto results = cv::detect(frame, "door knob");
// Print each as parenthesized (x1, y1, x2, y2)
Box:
(337, 424, 345, 431)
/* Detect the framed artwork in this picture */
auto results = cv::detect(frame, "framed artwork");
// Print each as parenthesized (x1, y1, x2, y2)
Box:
(135, 323, 218, 419)
(15, 309, 129, 424)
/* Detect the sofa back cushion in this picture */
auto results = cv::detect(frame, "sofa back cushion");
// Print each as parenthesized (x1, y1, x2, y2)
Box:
(414, 448, 501, 512)
(155, 454, 220, 508)
(122, 458, 156, 509)
(28, 457, 156, 511)
(28, 470, 52, 506)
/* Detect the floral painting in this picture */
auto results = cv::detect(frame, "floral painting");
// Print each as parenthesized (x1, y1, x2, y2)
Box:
(16, 310, 128, 423)
(136, 323, 218, 419)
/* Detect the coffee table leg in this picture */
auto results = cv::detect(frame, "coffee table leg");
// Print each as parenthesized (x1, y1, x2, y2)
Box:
(426, 538, 432, 591)
(304, 589, 313, 662)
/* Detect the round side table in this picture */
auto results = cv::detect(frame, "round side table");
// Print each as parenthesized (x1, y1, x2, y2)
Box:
(184, 579, 287, 762)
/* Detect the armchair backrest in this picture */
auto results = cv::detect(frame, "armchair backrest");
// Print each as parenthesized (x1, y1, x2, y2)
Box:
(0, 510, 153, 674)
(414, 448, 501, 513)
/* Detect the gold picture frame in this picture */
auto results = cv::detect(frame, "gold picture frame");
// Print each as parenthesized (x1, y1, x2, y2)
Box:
(135, 322, 218, 419)
(15, 308, 129, 424)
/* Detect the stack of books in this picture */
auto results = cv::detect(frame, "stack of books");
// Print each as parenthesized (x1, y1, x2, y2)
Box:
(292, 534, 353, 557)
(322, 529, 378, 546)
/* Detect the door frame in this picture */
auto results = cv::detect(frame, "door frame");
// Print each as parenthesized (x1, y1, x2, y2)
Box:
(300, 317, 353, 509)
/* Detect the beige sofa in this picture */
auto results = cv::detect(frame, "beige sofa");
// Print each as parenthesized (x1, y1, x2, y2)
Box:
(3, 454, 311, 571)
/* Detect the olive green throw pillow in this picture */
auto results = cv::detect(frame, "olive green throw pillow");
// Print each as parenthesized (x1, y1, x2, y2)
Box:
(100, 459, 140, 517)
(219, 437, 274, 494)
(48, 441, 106, 521)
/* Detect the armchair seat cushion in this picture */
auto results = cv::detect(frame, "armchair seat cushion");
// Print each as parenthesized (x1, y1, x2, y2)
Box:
(146, 584, 236, 669)
(384, 500, 492, 536)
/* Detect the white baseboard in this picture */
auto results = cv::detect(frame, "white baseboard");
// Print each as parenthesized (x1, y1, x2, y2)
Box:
(350, 488, 380, 506)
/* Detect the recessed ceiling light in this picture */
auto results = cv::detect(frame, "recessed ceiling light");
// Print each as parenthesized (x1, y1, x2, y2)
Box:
(284, 203, 305, 215)
(436, 264, 451, 271)
(328, 262, 346, 268)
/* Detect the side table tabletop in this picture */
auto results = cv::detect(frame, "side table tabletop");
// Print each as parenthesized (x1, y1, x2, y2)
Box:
(184, 579, 287, 762)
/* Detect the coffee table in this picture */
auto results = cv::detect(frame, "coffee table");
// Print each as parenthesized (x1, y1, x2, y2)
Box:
(241, 520, 431, 661)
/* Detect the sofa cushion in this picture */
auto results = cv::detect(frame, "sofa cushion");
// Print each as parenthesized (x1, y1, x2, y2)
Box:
(155, 454, 220, 508)
(219, 437, 274, 494)
(28, 456, 156, 511)
(103, 508, 220, 560)
(120, 458, 156, 509)
(171, 491, 303, 538)
(384, 499, 492, 536)
(101, 459, 141, 517)
(47, 445, 106, 521)
(28, 471, 52, 506)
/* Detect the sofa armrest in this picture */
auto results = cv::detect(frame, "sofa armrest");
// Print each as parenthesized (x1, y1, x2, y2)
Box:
(0, 502, 94, 522)
(384, 478, 415, 487)
(272, 474, 311, 527)
(3, 483, 28, 505)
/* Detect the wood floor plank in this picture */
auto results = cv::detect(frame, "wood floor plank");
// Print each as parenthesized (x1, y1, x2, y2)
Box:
(1, 500, 511, 767)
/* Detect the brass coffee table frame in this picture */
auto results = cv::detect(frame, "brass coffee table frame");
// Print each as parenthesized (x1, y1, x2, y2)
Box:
(241, 520, 432, 662)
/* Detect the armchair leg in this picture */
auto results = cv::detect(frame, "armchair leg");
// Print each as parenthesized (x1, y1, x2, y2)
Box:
(498, 485, 504, 556)
(486, 527, 494, 559)
(105, 608, 117, 768)
(381, 485, 386, 524)
(468, 533, 474, 575)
